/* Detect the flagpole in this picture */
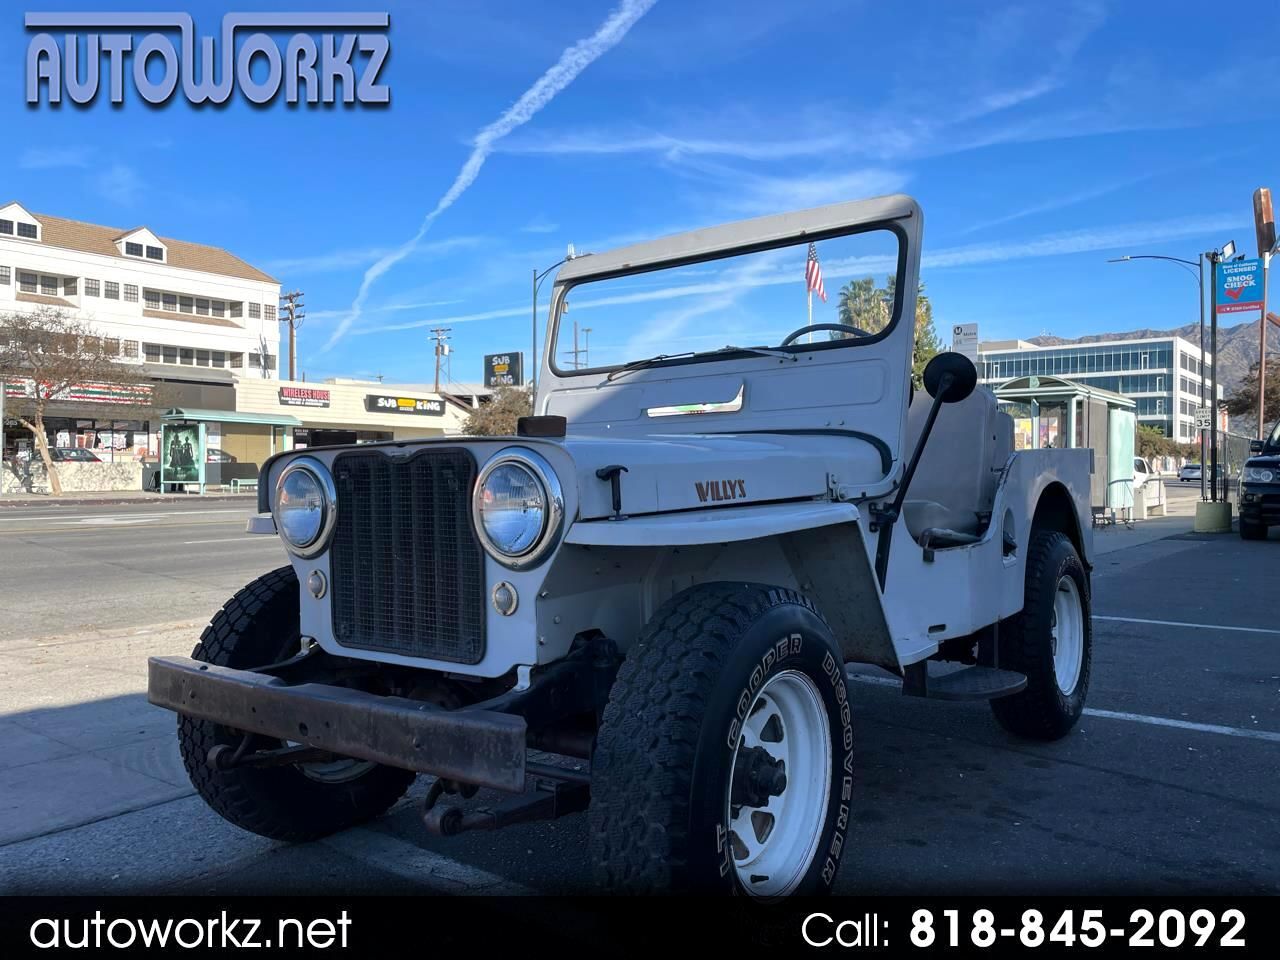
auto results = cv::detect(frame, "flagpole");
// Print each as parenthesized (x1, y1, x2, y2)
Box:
(807, 288, 813, 344)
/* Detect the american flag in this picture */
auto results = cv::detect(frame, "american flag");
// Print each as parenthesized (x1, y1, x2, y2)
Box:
(805, 242, 827, 302)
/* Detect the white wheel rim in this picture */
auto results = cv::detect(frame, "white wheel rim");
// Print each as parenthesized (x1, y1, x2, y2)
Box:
(1050, 576, 1084, 695)
(725, 669, 831, 899)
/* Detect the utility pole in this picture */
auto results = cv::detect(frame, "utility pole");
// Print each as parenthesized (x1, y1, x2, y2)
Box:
(582, 327, 592, 369)
(279, 290, 305, 382)
(430, 327, 451, 394)
(1254, 188, 1276, 440)
(564, 321, 589, 369)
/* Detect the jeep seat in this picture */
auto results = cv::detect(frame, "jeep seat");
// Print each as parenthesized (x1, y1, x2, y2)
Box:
(901, 387, 1013, 544)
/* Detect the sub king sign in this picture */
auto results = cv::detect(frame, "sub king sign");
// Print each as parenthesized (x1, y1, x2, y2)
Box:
(25, 12, 390, 107)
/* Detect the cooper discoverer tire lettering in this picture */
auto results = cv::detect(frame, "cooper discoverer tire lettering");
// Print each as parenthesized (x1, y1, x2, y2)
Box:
(589, 582, 853, 896)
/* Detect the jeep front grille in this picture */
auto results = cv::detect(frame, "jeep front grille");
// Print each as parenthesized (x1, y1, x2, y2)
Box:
(329, 448, 486, 664)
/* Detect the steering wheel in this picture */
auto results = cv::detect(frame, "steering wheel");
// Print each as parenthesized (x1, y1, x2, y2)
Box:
(779, 322, 874, 346)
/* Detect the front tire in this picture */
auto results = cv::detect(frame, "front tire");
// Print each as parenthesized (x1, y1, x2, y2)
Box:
(991, 531, 1092, 741)
(589, 583, 854, 897)
(177, 566, 415, 842)
(1240, 519, 1267, 540)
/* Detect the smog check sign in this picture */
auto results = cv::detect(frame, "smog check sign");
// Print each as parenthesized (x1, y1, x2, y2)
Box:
(1217, 258, 1264, 314)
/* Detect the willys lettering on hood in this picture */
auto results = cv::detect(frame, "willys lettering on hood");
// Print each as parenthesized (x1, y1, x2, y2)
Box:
(695, 479, 748, 503)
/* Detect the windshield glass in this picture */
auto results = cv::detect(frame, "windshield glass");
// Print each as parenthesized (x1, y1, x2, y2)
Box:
(550, 227, 902, 376)
(1268, 420, 1280, 452)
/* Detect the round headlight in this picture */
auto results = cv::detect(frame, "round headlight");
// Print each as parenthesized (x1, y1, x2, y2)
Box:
(1246, 467, 1274, 483)
(273, 459, 336, 557)
(473, 449, 563, 568)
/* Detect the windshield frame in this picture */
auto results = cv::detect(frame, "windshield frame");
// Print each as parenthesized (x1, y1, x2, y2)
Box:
(546, 218, 909, 380)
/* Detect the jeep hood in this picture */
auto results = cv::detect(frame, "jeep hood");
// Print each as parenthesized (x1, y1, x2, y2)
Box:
(560, 433, 889, 520)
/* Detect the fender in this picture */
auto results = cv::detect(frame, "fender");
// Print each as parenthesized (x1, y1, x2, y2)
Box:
(565, 500, 862, 546)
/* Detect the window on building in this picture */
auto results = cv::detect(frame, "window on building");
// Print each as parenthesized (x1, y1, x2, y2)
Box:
(180, 348, 194, 366)
(162, 345, 178, 364)
(178, 296, 192, 314)
(123, 284, 138, 303)
(63, 277, 77, 296)
(196, 349, 210, 367)
(0, 266, 9, 285)
(103, 338, 120, 357)
(264, 305, 276, 322)
(196, 298, 210, 316)
(17, 222, 37, 239)
(144, 290, 160, 310)
(230, 352, 244, 368)
(125, 242, 143, 257)
(121, 340, 139, 359)
(40, 275, 57, 296)
(145, 246, 163, 261)
(144, 343, 162, 363)
(0, 219, 12, 235)
(84, 278, 99, 297)
(248, 303, 261, 320)
(265, 353, 277, 371)
(162, 293, 179, 312)
(229, 302, 242, 319)
(104, 281, 120, 300)
(211, 351, 226, 368)
(249, 352, 260, 368)
(212, 300, 225, 318)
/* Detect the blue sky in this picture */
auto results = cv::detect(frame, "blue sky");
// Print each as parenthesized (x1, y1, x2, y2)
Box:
(6, 0, 1279, 386)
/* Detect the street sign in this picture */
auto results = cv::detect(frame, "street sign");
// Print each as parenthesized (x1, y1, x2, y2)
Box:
(951, 323, 979, 363)
(484, 352, 524, 388)
(1216, 258, 1265, 314)
(1194, 406, 1212, 430)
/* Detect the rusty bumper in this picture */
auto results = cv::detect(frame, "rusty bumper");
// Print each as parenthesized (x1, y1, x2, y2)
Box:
(147, 655, 527, 792)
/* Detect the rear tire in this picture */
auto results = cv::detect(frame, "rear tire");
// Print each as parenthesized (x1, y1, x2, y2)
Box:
(589, 583, 854, 897)
(990, 531, 1091, 741)
(177, 566, 415, 842)
(1240, 519, 1267, 540)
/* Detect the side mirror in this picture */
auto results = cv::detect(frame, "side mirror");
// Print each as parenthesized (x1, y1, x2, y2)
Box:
(923, 351, 978, 404)
(1250, 439, 1264, 453)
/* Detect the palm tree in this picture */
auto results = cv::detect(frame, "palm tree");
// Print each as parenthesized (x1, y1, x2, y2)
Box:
(832, 275, 942, 385)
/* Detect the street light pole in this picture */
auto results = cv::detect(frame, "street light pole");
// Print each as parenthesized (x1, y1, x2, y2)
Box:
(1107, 253, 1207, 498)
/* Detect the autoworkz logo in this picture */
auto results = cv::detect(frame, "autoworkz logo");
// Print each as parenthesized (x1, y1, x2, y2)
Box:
(25, 12, 390, 107)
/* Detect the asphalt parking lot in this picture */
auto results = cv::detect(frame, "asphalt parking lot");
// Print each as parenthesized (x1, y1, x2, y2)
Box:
(1, 497, 1276, 896)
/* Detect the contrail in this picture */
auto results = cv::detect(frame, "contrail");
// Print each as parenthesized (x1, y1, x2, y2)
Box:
(322, 0, 659, 351)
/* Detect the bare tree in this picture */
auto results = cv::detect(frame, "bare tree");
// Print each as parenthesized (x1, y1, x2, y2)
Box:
(0, 306, 155, 495)
(461, 386, 533, 436)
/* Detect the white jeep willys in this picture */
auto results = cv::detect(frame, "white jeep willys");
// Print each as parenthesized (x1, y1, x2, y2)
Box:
(149, 195, 1093, 898)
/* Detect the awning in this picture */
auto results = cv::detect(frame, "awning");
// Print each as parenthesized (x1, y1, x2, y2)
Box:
(161, 407, 302, 427)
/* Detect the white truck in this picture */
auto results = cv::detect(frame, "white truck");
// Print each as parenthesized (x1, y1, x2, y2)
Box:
(149, 195, 1093, 898)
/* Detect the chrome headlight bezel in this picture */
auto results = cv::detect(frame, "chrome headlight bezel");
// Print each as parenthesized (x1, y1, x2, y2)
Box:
(472, 447, 564, 569)
(272, 457, 337, 558)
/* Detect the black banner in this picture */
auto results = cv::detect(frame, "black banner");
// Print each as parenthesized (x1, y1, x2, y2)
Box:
(363, 394, 445, 416)
(0, 897, 1275, 958)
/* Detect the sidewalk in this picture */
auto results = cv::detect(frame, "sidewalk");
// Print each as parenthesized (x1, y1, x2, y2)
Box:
(0, 489, 256, 508)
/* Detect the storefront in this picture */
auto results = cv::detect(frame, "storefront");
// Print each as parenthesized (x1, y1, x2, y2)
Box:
(233, 377, 468, 445)
(2, 380, 159, 463)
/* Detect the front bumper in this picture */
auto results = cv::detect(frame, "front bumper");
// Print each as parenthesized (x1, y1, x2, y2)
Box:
(1239, 484, 1280, 525)
(147, 656, 527, 792)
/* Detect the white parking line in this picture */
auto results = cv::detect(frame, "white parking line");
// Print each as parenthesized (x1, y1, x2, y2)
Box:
(0, 509, 252, 523)
(320, 826, 532, 895)
(1093, 615, 1280, 636)
(845, 673, 1280, 744)
(182, 536, 275, 545)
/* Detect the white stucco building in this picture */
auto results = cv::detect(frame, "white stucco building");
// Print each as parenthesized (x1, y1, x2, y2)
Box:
(0, 200, 281, 377)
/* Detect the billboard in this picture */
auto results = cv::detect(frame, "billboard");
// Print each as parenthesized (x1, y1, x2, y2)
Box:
(160, 422, 205, 486)
(484, 352, 524, 388)
(364, 394, 445, 416)
(1216, 258, 1264, 314)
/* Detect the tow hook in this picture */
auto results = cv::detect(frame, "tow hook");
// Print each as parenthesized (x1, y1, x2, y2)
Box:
(422, 762, 590, 837)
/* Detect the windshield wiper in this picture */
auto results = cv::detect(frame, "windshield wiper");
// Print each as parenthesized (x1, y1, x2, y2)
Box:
(606, 352, 695, 382)
(716, 345, 798, 361)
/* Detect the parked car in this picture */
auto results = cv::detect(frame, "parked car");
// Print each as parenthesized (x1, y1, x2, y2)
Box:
(150, 194, 1096, 898)
(206, 448, 238, 463)
(1178, 463, 1223, 483)
(48, 447, 102, 462)
(1133, 457, 1152, 490)
(1239, 430, 1280, 540)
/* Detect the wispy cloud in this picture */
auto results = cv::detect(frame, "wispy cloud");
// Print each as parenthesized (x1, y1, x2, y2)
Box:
(521, 216, 560, 234)
(503, 130, 852, 162)
(264, 236, 484, 277)
(20, 147, 92, 170)
(711, 167, 911, 217)
(96, 164, 143, 205)
(322, 0, 659, 352)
